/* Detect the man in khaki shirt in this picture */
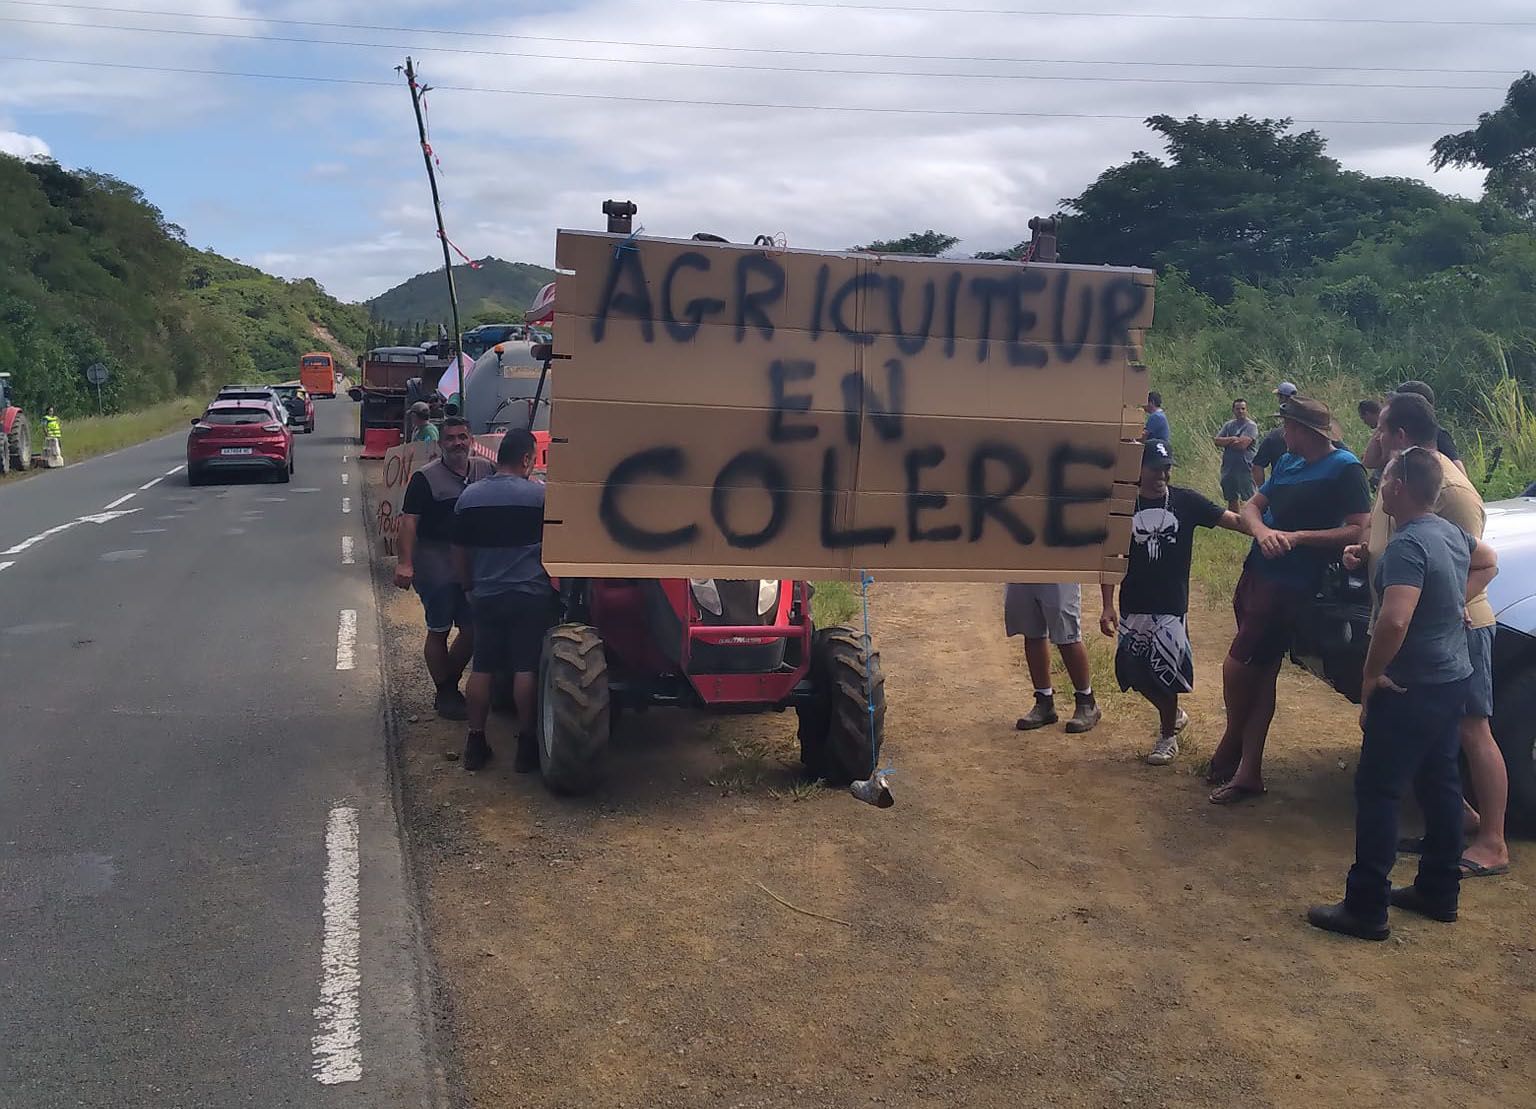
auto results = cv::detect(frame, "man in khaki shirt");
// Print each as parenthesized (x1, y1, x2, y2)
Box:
(1346, 392, 1508, 876)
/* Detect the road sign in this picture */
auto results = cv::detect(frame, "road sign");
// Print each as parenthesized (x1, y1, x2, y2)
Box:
(85, 363, 109, 386)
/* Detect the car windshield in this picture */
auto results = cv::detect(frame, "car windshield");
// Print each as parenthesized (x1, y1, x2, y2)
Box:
(203, 409, 272, 425)
(273, 386, 299, 398)
(219, 390, 270, 400)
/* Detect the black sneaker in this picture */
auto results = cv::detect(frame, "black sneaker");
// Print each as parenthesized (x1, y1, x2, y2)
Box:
(463, 731, 493, 772)
(514, 732, 540, 774)
(434, 687, 469, 721)
(1390, 884, 1458, 923)
(1016, 694, 1058, 731)
(1307, 900, 1389, 941)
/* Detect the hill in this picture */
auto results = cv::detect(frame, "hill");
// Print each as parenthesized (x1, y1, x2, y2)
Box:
(366, 257, 557, 328)
(0, 153, 367, 417)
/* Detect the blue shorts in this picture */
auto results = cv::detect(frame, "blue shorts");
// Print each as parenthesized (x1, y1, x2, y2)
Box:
(1465, 624, 1494, 718)
(415, 580, 472, 634)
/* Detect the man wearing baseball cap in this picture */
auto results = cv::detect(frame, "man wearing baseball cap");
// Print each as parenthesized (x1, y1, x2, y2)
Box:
(410, 400, 439, 443)
(1211, 396, 1372, 803)
(1361, 379, 1467, 478)
(1248, 382, 1300, 488)
(1100, 440, 1244, 765)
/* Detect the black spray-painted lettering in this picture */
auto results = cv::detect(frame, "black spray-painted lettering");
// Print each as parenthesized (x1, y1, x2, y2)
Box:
(820, 447, 895, 549)
(734, 254, 786, 342)
(1005, 270, 1049, 368)
(1052, 270, 1092, 362)
(884, 275, 934, 356)
(968, 276, 1010, 363)
(710, 451, 788, 549)
(599, 446, 697, 550)
(592, 247, 653, 343)
(661, 251, 724, 342)
(905, 445, 962, 543)
(840, 358, 906, 445)
(966, 443, 1034, 544)
(810, 263, 830, 340)
(1096, 277, 1147, 363)
(768, 359, 818, 443)
(828, 272, 879, 347)
(942, 271, 961, 358)
(1045, 443, 1113, 546)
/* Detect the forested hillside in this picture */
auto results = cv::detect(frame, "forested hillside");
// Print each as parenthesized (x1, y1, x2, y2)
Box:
(0, 153, 367, 418)
(366, 256, 556, 331)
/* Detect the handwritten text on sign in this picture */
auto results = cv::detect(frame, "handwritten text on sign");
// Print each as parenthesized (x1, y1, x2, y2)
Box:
(544, 231, 1154, 581)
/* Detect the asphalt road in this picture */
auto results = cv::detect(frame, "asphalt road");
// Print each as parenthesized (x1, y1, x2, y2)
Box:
(0, 403, 442, 1107)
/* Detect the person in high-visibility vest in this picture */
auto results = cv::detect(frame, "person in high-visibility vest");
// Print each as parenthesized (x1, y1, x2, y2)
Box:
(42, 405, 64, 467)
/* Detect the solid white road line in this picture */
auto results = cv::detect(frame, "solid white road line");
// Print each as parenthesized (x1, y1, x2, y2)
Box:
(165, 464, 185, 476)
(341, 473, 349, 486)
(312, 805, 363, 1086)
(102, 493, 135, 510)
(3, 520, 80, 556)
(139, 476, 163, 491)
(335, 609, 357, 671)
(341, 536, 355, 565)
(341, 497, 351, 514)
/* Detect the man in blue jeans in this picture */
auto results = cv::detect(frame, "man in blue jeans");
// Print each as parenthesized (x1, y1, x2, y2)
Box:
(1308, 447, 1499, 940)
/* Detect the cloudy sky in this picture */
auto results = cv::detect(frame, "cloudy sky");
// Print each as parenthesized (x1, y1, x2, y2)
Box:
(3, 0, 1532, 302)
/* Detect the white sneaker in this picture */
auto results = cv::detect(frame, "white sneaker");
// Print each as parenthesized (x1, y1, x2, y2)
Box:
(1146, 734, 1179, 765)
(1174, 708, 1190, 733)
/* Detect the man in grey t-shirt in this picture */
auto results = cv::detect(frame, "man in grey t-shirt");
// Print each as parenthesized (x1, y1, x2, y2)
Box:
(1308, 447, 1498, 941)
(1213, 397, 1259, 509)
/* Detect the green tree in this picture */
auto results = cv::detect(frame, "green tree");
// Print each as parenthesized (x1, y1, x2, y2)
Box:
(1058, 115, 1449, 301)
(855, 230, 959, 255)
(1432, 71, 1536, 220)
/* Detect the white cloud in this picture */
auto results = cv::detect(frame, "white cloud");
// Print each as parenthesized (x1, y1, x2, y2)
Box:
(0, 130, 51, 159)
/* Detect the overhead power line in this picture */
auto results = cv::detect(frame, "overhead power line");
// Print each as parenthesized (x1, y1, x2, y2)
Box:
(0, 54, 1478, 127)
(680, 0, 1536, 26)
(0, 17, 1511, 91)
(0, 0, 1528, 76)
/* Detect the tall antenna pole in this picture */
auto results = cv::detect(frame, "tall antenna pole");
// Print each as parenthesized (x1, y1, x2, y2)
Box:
(401, 56, 467, 428)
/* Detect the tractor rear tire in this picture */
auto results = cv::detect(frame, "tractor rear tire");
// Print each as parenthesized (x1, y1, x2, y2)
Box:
(797, 626, 886, 786)
(8, 414, 30, 472)
(538, 624, 611, 795)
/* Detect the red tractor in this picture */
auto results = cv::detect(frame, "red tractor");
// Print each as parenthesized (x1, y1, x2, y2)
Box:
(0, 373, 33, 475)
(528, 203, 885, 795)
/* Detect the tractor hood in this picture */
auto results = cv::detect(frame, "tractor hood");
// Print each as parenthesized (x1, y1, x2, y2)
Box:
(1483, 498, 1536, 631)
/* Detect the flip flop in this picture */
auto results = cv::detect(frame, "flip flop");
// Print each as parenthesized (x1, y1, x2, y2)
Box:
(1458, 857, 1510, 878)
(1209, 782, 1266, 805)
(1205, 763, 1237, 786)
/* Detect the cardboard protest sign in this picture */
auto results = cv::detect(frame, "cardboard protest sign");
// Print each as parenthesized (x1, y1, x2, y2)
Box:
(375, 435, 506, 554)
(543, 230, 1154, 582)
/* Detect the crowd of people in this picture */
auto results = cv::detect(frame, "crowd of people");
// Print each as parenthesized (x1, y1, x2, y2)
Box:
(384, 381, 1509, 943)
(1011, 381, 1509, 940)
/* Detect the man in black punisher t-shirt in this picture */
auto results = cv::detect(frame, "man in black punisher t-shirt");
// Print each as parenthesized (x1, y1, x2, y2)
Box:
(1101, 439, 1244, 766)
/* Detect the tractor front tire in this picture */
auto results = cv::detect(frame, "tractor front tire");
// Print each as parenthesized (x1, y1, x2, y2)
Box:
(538, 624, 611, 795)
(797, 626, 886, 786)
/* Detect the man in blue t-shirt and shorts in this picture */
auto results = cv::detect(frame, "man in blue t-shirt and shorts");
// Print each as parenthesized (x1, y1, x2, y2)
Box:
(1210, 396, 1372, 804)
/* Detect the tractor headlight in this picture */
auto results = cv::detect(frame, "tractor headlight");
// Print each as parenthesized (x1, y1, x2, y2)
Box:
(757, 579, 780, 616)
(689, 578, 723, 616)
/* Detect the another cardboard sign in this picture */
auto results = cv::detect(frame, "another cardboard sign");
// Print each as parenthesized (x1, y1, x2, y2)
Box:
(375, 435, 505, 554)
(544, 230, 1155, 582)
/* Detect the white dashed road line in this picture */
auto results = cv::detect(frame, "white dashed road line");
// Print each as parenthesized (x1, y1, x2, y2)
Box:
(341, 473, 349, 486)
(139, 477, 163, 491)
(335, 609, 357, 671)
(165, 465, 185, 476)
(312, 805, 363, 1086)
(3, 520, 80, 556)
(341, 497, 351, 514)
(341, 536, 355, 565)
(102, 493, 135, 511)
(0, 561, 13, 573)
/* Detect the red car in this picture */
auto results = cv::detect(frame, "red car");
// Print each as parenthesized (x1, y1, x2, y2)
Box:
(187, 400, 294, 485)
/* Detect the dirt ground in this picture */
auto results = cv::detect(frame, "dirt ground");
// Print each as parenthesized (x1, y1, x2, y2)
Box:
(364, 477, 1535, 1109)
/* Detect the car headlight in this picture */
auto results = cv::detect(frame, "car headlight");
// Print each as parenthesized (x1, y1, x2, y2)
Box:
(758, 579, 780, 616)
(689, 578, 723, 616)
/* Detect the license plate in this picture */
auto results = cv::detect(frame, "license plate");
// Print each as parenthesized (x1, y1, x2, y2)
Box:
(220, 447, 254, 456)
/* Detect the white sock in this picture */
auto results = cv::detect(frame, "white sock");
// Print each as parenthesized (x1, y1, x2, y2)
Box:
(1035, 687, 1054, 698)
(1078, 687, 1093, 698)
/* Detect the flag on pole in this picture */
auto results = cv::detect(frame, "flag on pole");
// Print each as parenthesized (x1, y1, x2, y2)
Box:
(437, 352, 475, 413)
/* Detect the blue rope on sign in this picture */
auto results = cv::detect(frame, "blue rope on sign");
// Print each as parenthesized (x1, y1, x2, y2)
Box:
(859, 570, 878, 778)
(612, 225, 645, 259)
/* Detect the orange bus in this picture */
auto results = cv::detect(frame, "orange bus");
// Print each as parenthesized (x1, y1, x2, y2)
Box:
(299, 351, 337, 398)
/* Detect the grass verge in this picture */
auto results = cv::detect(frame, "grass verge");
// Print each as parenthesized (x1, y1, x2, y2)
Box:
(62, 397, 205, 464)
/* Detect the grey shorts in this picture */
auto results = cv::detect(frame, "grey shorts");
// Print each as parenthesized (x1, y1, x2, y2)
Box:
(1220, 469, 1255, 502)
(1465, 624, 1495, 718)
(1004, 583, 1082, 645)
